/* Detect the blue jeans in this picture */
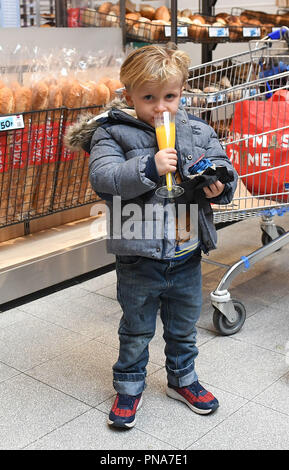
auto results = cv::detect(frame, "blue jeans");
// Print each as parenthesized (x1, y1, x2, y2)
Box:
(113, 250, 202, 395)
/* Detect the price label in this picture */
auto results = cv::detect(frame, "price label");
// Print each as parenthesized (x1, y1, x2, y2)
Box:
(0, 115, 24, 132)
(243, 27, 261, 37)
(209, 27, 229, 37)
(206, 93, 225, 104)
(164, 26, 188, 37)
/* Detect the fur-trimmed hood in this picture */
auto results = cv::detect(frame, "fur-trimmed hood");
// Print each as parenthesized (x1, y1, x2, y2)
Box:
(64, 98, 135, 153)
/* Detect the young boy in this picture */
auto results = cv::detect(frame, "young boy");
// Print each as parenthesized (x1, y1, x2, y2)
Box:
(67, 44, 238, 429)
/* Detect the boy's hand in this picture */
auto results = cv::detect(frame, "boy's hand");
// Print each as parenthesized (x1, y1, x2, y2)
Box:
(155, 148, 177, 176)
(203, 180, 225, 198)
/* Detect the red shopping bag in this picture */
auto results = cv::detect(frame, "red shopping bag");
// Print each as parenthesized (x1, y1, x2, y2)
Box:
(226, 90, 289, 202)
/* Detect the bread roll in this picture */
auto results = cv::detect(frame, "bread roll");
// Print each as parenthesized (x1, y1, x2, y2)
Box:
(214, 17, 227, 25)
(125, 0, 136, 14)
(178, 16, 193, 25)
(140, 5, 155, 20)
(0, 86, 14, 114)
(125, 12, 140, 23)
(229, 24, 243, 41)
(190, 14, 206, 24)
(107, 10, 119, 25)
(133, 16, 151, 27)
(219, 76, 232, 89)
(181, 9, 192, 18)
(204, 86, 220, 93)
(14, 86, 32, 113)
(227, 88, 242, 102)
(125, 12, 141, 30)
(151, 19, 168, 41)
(215, 12, 230, 20)
(131, 17, 151, 39)
(212, 21, 226, 26)
(98, 2, 112, 14)
(154, 6, 170, 22)
(188, 17, 208, 41)
(80, 8, 97, 26)
(191, 89, 206, 107)
(228, 15, 242, 25)
(110, 4, 120, 15)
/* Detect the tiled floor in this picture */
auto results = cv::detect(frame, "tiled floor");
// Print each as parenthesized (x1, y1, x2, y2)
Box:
(0, 213, 289, 450)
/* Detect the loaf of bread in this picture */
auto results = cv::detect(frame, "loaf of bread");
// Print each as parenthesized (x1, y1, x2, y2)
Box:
(0, 86, 14, 114)
(154, 6, 170, 22)
(140, 5, 155, 20)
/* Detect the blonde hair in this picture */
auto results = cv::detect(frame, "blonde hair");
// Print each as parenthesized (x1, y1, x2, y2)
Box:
(120, 44, 191, 91)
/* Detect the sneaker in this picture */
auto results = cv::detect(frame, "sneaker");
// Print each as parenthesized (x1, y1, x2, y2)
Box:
(107, 393, 143, 428)
(167, 380, 219, 415)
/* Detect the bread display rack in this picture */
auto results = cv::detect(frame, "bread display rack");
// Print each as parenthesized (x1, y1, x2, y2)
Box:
(77, 1, 289, 61)
(0, 26, 121, 304)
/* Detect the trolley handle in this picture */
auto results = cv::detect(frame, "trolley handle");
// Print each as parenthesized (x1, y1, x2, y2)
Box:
(266, 26, 289, 42)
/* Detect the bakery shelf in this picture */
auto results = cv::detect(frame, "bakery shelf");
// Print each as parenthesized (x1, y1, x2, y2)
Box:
(0, 205, 114, 304)
(0, 106, 102, 231)
(77, 3, 280, 47)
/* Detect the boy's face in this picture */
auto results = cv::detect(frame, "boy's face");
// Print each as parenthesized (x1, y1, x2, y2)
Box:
(124, 78, 183, 127)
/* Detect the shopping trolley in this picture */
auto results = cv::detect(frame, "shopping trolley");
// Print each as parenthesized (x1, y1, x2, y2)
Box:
(182, 35, 289, 335)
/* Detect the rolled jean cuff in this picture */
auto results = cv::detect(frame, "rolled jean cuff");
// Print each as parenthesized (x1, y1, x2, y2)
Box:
(113, 372, 146, 395)
(166, 362, 198, 388)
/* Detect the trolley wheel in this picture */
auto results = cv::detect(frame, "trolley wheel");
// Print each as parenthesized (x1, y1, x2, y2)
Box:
(213, 300, 246, 336)
(261, 225, 286, 247)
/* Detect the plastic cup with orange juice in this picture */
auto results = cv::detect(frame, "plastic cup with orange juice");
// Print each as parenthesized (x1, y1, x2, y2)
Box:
(154, 111, 184, 199)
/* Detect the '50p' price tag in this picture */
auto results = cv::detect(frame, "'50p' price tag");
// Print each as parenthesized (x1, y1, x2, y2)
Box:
(0, 115, 24, 132)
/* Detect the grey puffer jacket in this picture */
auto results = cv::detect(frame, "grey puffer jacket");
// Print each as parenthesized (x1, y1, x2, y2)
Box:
(66, 101, 238, 258)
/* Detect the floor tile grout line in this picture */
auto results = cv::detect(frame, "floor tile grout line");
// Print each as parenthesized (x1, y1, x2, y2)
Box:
(183, 398, 251, 450)
(249, 369, 289, 410)
(20, 407, 95, 450)
(222, 335, 288, 357)
(10, 307, 122, 342)
(0, 336, 96, 376)
(16, 369, 101, 408)
(185, 372, 289, 450)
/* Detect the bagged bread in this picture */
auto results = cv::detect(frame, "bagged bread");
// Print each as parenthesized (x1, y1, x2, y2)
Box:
(0, 87, 14, 115)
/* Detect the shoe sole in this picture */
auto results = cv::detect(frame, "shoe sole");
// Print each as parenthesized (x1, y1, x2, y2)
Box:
(166, 387, 219, 415)
(107, 395, 143, 428)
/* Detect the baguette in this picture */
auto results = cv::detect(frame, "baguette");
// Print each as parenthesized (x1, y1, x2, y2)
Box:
(0, 87, 14, 114)
(14, 86, 32, 113)
(32, 81, 49, 110)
